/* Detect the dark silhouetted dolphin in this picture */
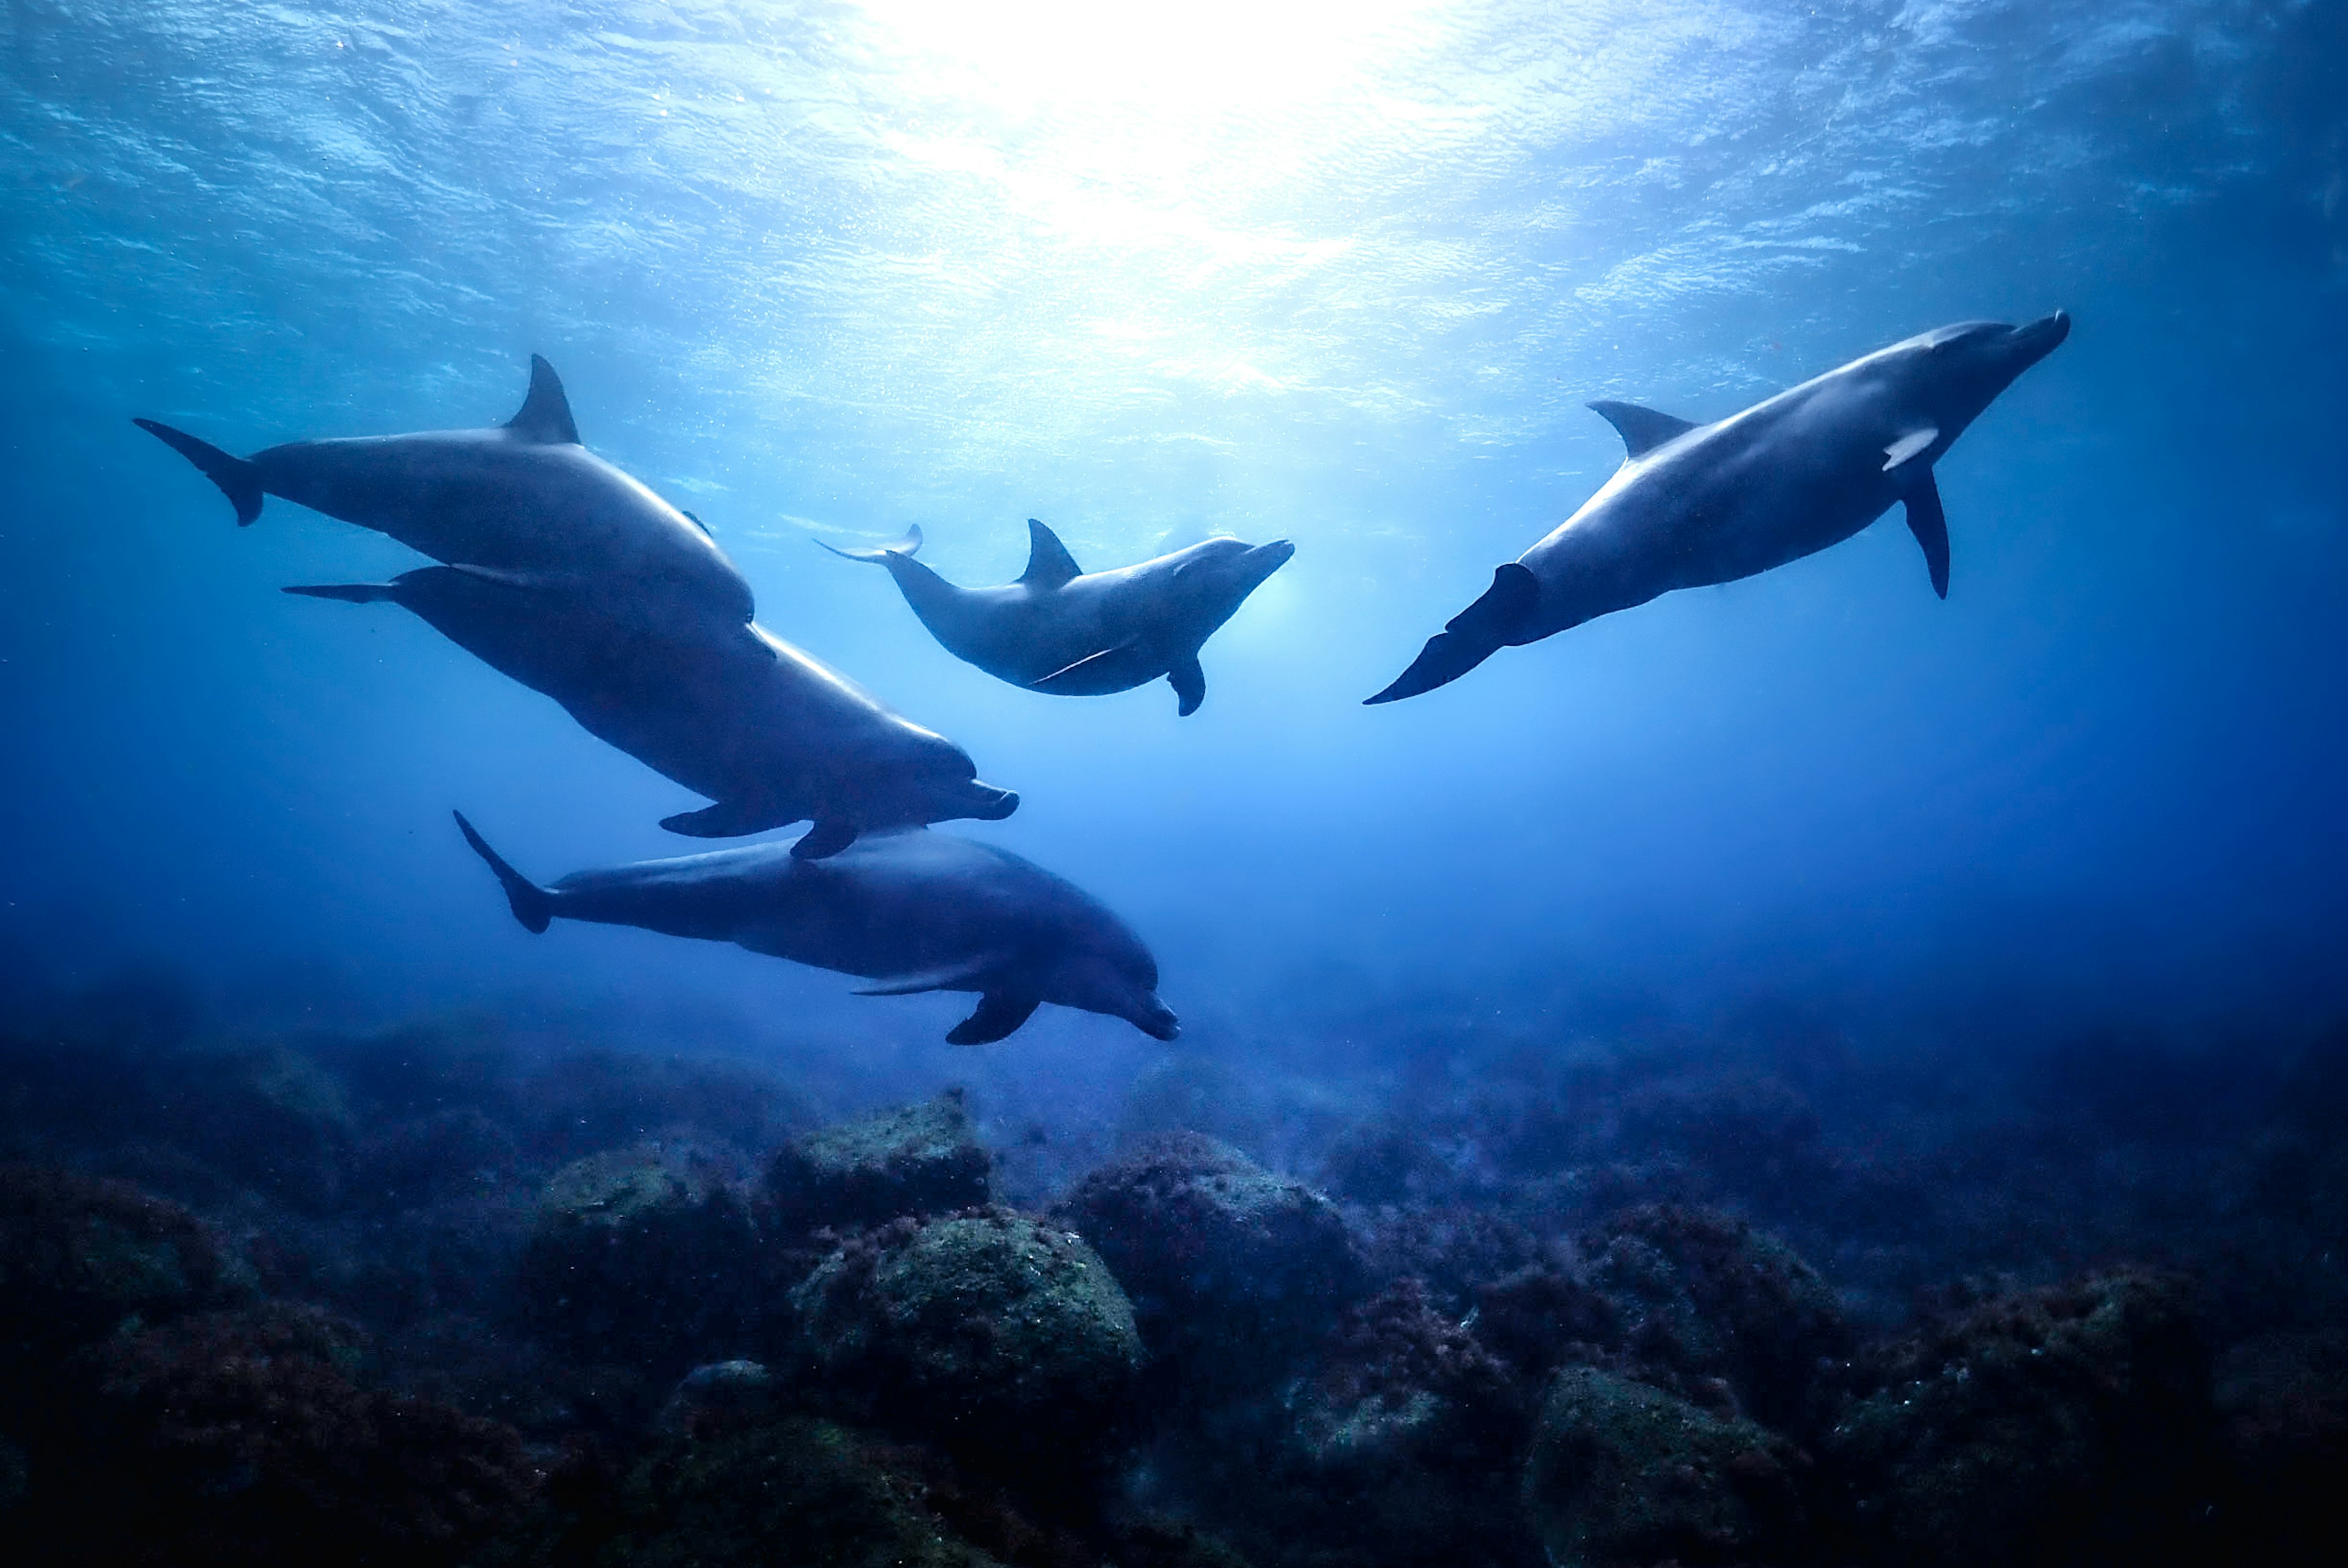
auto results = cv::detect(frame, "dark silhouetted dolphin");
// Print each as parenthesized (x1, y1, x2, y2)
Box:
(284, 569, 1016, 858)
(454, 813, 1177, 1044)
(822, 520, 1293, 715)
(1367, 314, 2071, 704)
(135, 356, 751, 625)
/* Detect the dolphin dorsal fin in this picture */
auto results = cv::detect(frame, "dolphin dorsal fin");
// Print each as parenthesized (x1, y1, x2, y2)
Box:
(506, 355, 580, 444)
(1019, 519, 1082, 589)
(1589, 400, 1697, 460)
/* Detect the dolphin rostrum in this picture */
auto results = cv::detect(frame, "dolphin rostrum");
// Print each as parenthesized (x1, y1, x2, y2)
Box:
(1366, 314, 2072, 704)
(454, 813, 1178, 1044)
(822, 520, 1294, 715)
(136, 356, 752, 625)
(283, 568, 1016, 857)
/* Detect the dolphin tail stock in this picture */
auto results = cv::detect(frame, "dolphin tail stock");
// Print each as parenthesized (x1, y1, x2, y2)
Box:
(814, 525, 923, 564)
(946, 990, 1041, 1045)
(1364, 562, 1540, 705)
(133, 419, 264, 526)
(451, 811, 554, 935)
(282, 581, 400, 603)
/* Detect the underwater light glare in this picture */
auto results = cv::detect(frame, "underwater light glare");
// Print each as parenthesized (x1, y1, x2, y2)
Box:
(852, 0, 1447, 139)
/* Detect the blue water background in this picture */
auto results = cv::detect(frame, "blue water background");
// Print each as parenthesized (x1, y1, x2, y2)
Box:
(2, 1, 2343, 1116)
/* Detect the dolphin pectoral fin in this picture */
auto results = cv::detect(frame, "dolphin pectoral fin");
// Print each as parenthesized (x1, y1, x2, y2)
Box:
(505, 355, 581, 444)
(1883, 426, 1940, 471)
(816, 525, 923, 562)
(452, 811, 555, 935)
(134, 419, 265, 526)
(855, 955, 1008, 996)
(1365, 562, 1539, 705)
(659, 800, 791, 839)
(282, 581, 400, 603)
(1168, 655, 1206, 716)
(1018, 519, 1082, 589)
(789, 818, 860, 860)
(1030, 641, 1141, 693)
(947, 992, 1042, 1045)
(1588, 400, 1697, 460)
(1904, 471, 1951, 598)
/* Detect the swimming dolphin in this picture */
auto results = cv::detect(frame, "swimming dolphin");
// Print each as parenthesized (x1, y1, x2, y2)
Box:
(135, 356, 752, 625)
(822, 520, 1294, 715)
(1365, 314, 2072, 704)
(283, 568, 1017, 856)
(453, 813, 1178, 1044)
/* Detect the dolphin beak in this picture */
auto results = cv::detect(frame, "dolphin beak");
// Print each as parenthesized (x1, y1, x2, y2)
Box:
(956, 782, 1020, 821)
(1130, 993, 1180, 1040)
(2005, 311, 2070, 372)
(1249, 539, 1296, 583)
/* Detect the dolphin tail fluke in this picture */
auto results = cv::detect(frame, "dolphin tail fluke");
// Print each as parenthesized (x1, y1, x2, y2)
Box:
(815, 525, 923, 563)
(947, 991, 1041, 1045)
(1365, 562, 1539, 705)
(133, 419, 264, 526)
(282, 581, 399, 603)
(452, 811, 553, 935)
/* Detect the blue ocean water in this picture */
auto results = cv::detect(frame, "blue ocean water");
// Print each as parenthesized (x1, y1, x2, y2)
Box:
(1, 4, 2345, 1562)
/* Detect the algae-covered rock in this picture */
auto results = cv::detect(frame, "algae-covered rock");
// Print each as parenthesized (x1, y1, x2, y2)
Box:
(596, 1416, 1006, 1568)
(1823, 1268, 2214, 1567)
(1524, 1366, 1804, 1568)
(1057, 1133, 1361, 1388)
(655, 1360, 780, 1440)
(1584, 1204, 1850, 1430)
(0, 1163, 249, 1369)
(792, 1210, 1142, 1462)
(764, 1089, 990, 1232)
(517, 1144, 761, 1374)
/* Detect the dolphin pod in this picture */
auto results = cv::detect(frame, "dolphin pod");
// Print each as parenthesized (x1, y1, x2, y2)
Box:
(453, 812, 1178, 1045)
(134, 317, 2069, 1044)
(1368, 314, 2071, 704)
(138, 359, 1015, 858)
(822, 520, 1294, 715)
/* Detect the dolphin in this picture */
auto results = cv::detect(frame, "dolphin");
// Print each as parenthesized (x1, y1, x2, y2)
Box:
(283, 568, 1017, 857)
(1366, 314, 2072, 704)
(822, 520, 1294, 715)
(135, 356, 752, 625)
(453, 813, 1178, 1044)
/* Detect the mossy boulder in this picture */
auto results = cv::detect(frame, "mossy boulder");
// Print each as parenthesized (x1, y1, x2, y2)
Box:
(1822, 1268, 2215, 1567)
(1057, 1133, 1361, 1389)
(1524, 1366, 1805, 1568)
(589, 1417, 1006, 1568)
(516, 1144, 762, 1374)
(791, 1210, 1142, 1463)
(764, 1089, 991, 1233)
(1584, 1204, 1850, 1430)
(0, 1163, 250, 1371)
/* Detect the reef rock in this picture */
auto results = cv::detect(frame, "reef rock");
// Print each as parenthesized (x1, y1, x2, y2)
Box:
(1523, 1366, 1805, 1568)
(791, 1209, 1142, 1465)
(0, 1163, 249, 1372)
(1583, 1204, 1850, 1430)
(516, 1144, 762, 1374)
(1057, 1133, 1362, 1389)
(1823, 1268, 2215, 1567)
(764, 1089, 991, 1234)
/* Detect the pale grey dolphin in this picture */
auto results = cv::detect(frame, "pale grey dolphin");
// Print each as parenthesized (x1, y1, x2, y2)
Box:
(1366, 314, 2072, 703)
(454, 813, 1178, 1044)
(822, 520, 1294, 715)
(283, 569, 1017, 857)
(135, 356, 752, 624)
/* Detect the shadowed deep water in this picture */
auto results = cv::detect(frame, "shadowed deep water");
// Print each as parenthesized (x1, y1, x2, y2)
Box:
(2, 2, 2346, 1565)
